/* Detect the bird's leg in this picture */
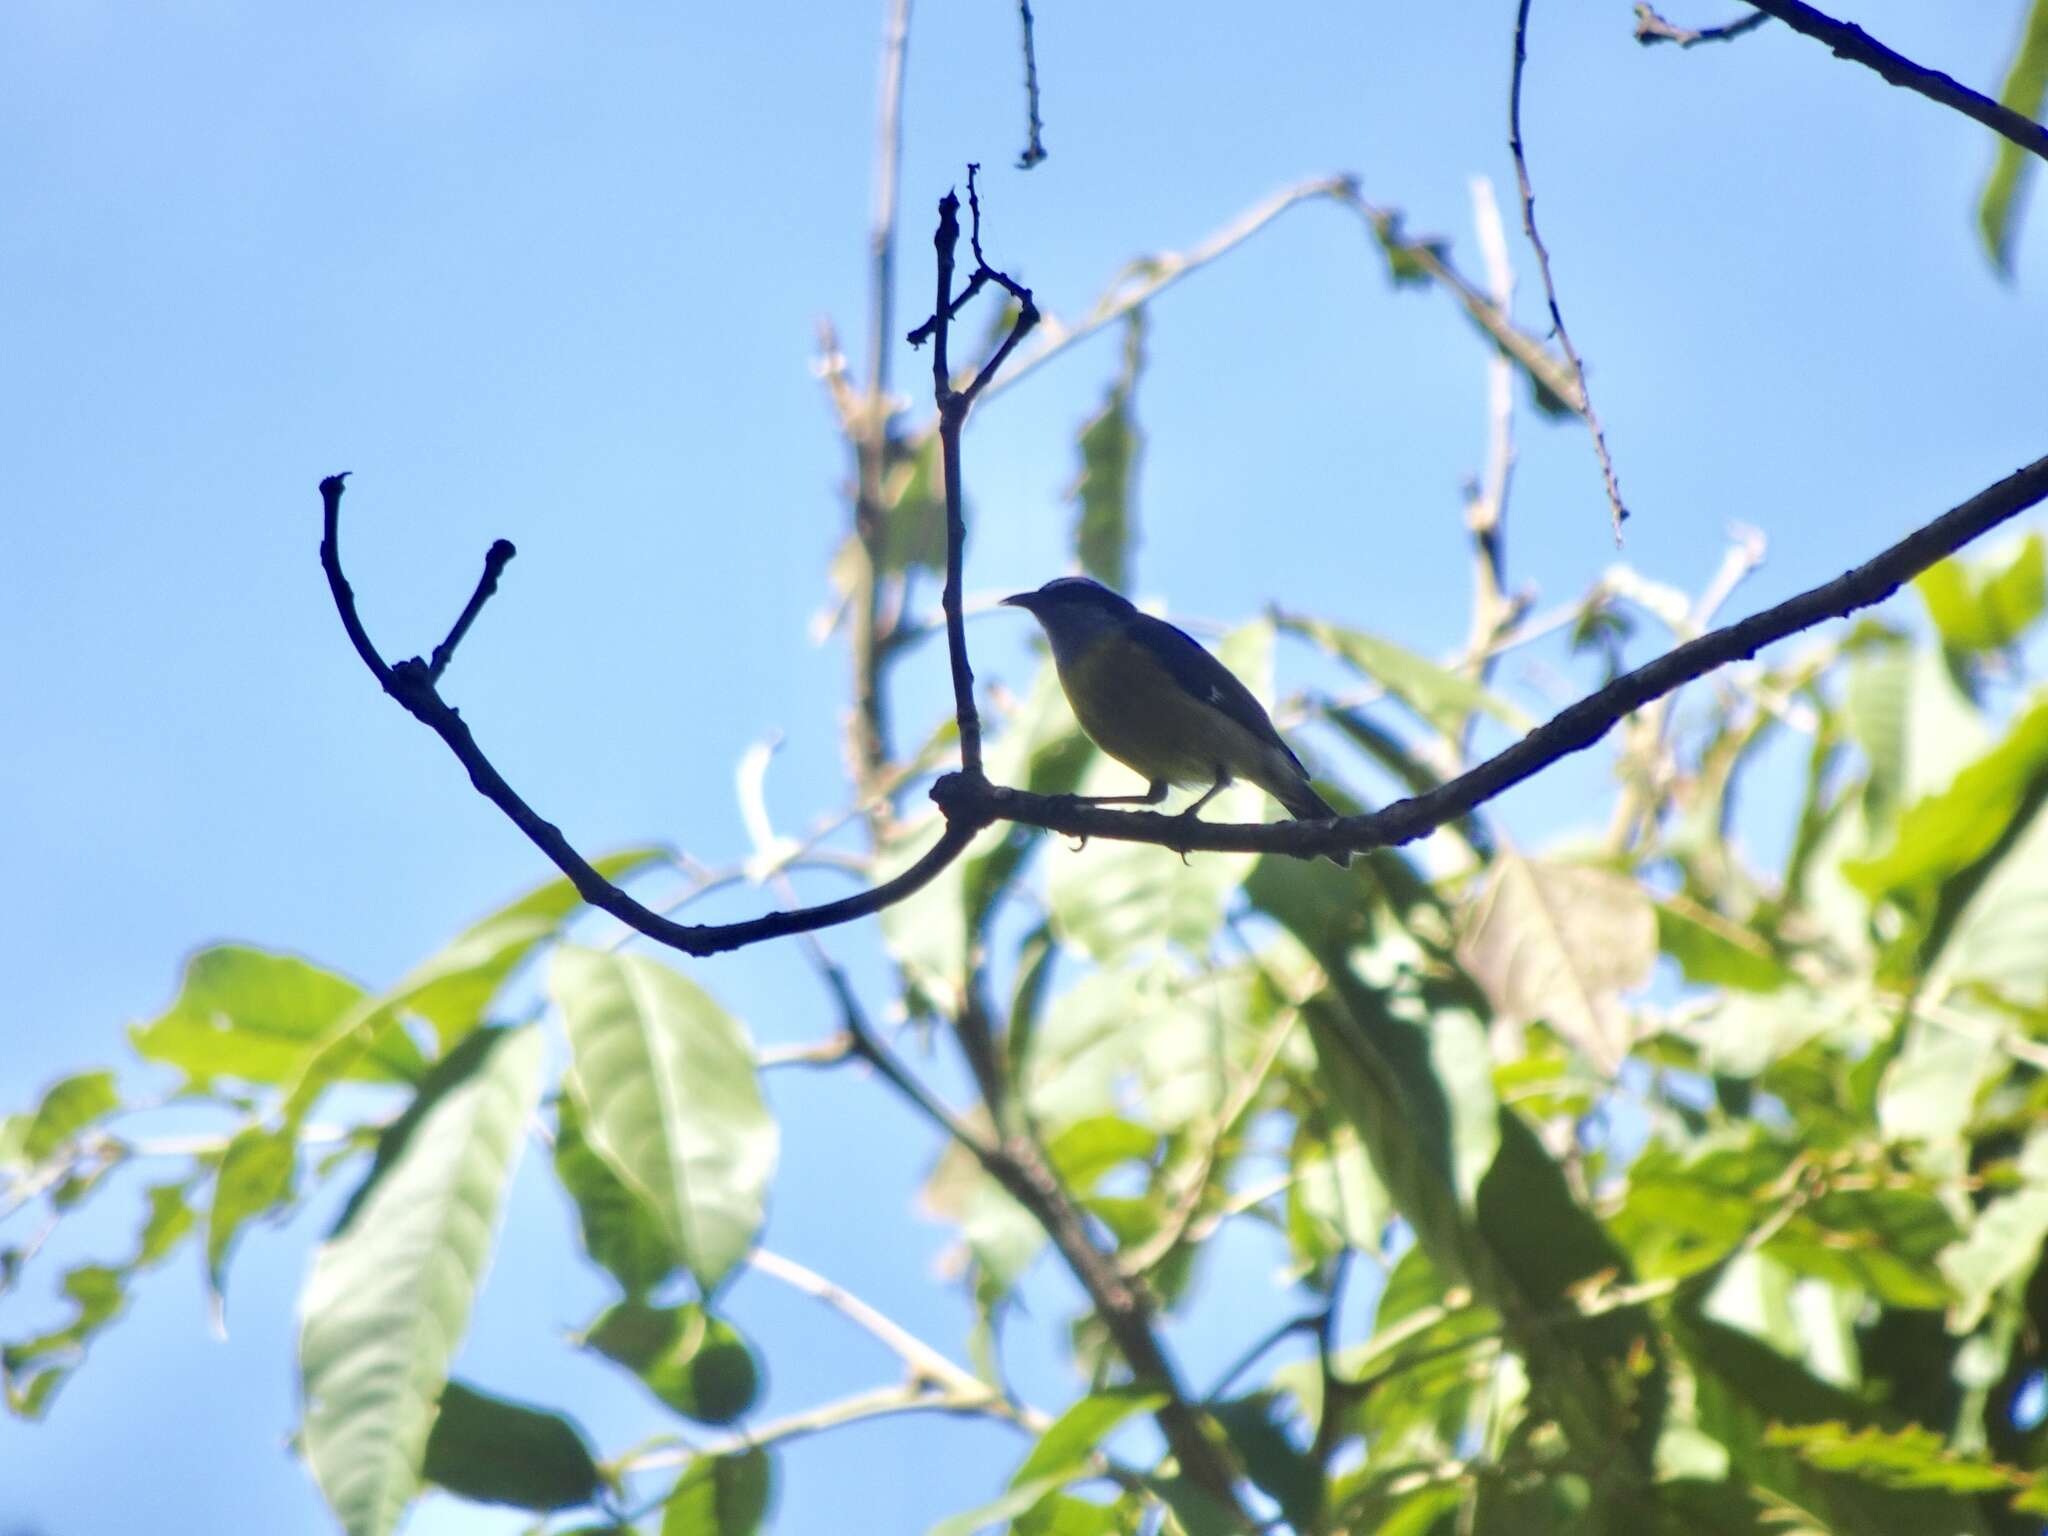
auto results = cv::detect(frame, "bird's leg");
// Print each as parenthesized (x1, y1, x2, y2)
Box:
(1065, 780, 1169, 808)
(1179, 770, 1231, 819)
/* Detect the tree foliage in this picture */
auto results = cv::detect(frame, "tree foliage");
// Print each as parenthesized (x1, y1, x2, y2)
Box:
(8, 7, 2048, 1535)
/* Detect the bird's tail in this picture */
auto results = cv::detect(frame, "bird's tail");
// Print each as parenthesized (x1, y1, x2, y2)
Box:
(1271, 775, 1353, 868)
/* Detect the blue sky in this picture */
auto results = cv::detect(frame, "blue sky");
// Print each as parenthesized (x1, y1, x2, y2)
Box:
(3, 2, 2045, 1532)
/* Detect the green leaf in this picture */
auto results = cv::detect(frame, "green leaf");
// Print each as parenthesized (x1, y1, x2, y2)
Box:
(1841, 641, 1986, 826)
(1458, 853, 1656, 1072)
(1977, 0, 2048, 272)
(1282, 613, 1532, 739)
(1763, 1182, 1958, 1310)
(1655, 898, 1793, 994)
(1287, 1116, 1392, 1267)
(21, 1070, 119, 1162)
(555, 1094, 680, 1300)
(206, 1122, 296, 1302)
(922, 1140, 1045, 1300)
(930, 1471, 1090, 1536)
(1942, 1124, 2048, 1330)
(389, 848, 667, 1050)
(2, 1262, 128, 1418)
(298, 1024, 543, 1536)
(1068, 310, 1145, 589)
(878, 430, 948, 575)
(133, 947, 422, 1089)
(135, 1181, 196, 1268)
(1212, 1393, 1318, 1534)
(660, 1450, 773, 1536)
(1012, 1494, 1123, 1536)
(1473, 1111, 1666, 1466)
(585, 1301, 761, 1424)
(1842, 698, 2048, 899)
(1046, 1116, 1159, 1193)
(421, 1380, 601, 1511)
(1916, 534, 2046, 653)
(1672, 1306, 1990, 1534)
(1013, 1388, 1165, 1488)
(553, 947, 777, 1294)
(1765, 1420, 2025, 1497)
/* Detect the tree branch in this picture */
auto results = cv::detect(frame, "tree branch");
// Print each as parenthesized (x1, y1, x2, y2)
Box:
(1511, 0, 1629, 540)
(1744, 0, 2048, 168)
(843, 0, 915, 806)
(426, 539, 516, 682)
(1015, 0, 1047, 169)
(909, 170, 1039, 778)
(931, 451, 2048, 860)
(317, 474, 993, 958)
(1633, 5, 1770, 48)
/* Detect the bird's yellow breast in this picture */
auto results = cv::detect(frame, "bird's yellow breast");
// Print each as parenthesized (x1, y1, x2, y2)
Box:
(1053, 630, 1267, 788)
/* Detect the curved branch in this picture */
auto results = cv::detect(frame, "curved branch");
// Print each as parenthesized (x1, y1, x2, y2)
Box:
(1511, 0, 1629, 539)
(317, 474, 992, 959)
(931, 451, 2048, 860)
(1744, 0, 2048, 167)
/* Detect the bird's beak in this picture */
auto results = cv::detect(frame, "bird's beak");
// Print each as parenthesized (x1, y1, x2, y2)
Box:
(1000, 591, 1034, 610)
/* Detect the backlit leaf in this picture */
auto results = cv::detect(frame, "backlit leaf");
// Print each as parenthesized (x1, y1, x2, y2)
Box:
(298, 1024, 542, 1536)
(1459, 854, 1656, 1072)
(553, 948, 776, 1294)
(1283, 614, 1531, 739)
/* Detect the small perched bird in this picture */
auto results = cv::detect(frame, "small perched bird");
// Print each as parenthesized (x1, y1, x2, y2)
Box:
(1002, 576, 1350, 866)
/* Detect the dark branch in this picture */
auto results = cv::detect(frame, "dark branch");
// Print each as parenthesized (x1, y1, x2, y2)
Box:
(317, 474, 993, 958)
(930, 452, 2048, 861)
(1744, 0, 2048, 167)
(907, 172, 1040, 777)
(1510, 0, 1629, 540)
(428, 539, 516, 683)
(1633, 5, 1770, 48)
(1015, 0, 1047, 169)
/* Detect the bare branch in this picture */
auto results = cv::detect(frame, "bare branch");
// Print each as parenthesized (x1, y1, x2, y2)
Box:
(930, 452, 2048, 860)
(427, 539, 515, 683)
(624, 1382, 1028, 1471)
(318, 474, 992, 958)
(907, 173, 1040, 777)
(1633, 5, 1770, 48)
(748, 1247, 1041, 1421)
(1511, 0, 1630, 540)
(1745, 0, 2048, 167)
(1015, 0, 1047, 169)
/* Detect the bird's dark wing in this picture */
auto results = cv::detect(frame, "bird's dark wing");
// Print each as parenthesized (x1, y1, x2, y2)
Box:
(1126, 612, 1305, 771)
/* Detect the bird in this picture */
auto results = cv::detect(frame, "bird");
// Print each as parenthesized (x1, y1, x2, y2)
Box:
(1001, 576, 1351, 866)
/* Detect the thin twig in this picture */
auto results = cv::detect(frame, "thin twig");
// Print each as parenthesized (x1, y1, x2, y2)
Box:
(868, 0, 911, 409)
(929, 452, 2048, 860)
(1015, 0, 1047, 168)
(427, 539, 516, 682)
(1632, 5, 1770, 48)
(749, 1247, 1042, 1421)
(798, 932, 989, 1157)
(623, 1383, 1028, 1472)
(846, 0, 915, 801)
(1459, 174, 1521, 766)
(1510, 0, 1629, 541)
(1744, 0, 2048, 167)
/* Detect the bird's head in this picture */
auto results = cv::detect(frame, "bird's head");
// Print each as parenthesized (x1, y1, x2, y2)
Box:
(1001, 576, 1137, 657)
